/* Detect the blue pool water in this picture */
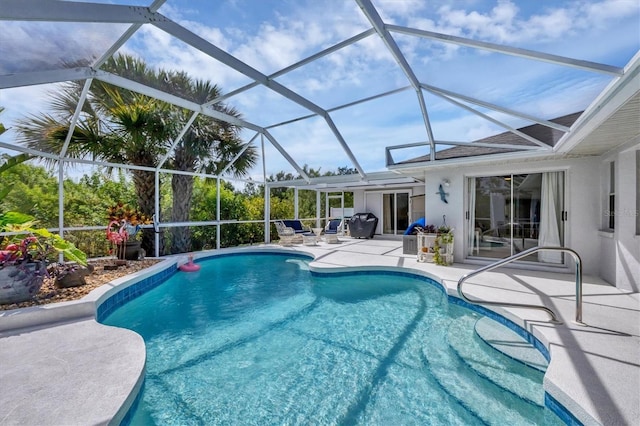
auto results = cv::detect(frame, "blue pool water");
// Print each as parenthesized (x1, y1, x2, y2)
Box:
(103, 253, 564, 425)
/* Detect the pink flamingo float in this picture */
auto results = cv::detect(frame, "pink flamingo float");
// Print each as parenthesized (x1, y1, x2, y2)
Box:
(179, 254, 201, 272)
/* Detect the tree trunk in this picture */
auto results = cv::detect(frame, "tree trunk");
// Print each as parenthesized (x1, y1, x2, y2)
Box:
(171, 172, 194, 253)
(131, 168, 162, 256)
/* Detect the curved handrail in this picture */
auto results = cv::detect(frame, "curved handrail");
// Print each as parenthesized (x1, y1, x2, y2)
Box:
(457, 246, 584, 325)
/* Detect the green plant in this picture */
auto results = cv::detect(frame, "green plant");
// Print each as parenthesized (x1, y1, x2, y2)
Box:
(433, 228, 454, 266)
(433, 238, 443, 265)
(1, 108, 33, 203)
(0, 111, 86, 269)
(0, 214, 87, 268)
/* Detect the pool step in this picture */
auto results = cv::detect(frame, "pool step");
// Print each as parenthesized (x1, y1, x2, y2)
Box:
(474, 317, 548, 372)
(446, 315, 545, 407)
(422, 317, 550, 425)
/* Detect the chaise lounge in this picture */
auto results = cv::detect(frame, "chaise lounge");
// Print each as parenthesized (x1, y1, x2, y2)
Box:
(274, 221, 296, 245)
(282, 220, 310, 236)
(276, 220, 314, 244)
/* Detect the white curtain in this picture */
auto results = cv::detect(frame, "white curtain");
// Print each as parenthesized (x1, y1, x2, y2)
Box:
(490, 192, 506, 231)
(467, 178, 476, 256)
(538, 172, 563, 263)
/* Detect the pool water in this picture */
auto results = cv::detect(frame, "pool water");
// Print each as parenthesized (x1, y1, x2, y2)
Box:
(103, 254, 563, 425)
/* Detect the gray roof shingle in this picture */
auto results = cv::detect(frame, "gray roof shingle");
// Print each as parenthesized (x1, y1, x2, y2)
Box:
(402, 112, 582, 163)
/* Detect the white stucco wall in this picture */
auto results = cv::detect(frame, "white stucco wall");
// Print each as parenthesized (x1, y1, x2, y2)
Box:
(419, 159, 603, 274)
(350, 150, 638, 288)
(601, 143, 640, 291)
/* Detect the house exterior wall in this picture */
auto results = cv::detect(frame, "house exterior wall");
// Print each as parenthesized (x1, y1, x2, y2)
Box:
(352, 150, 639, 289)
(353, 191, 365, 215)
(600, 141, 640, 291)
(427, 156, 627, 280)
(364, 192, 383, 234)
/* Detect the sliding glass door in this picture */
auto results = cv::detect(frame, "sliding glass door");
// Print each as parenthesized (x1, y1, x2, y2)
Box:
(383, 192, 410, 235)
(468, 172, 565, 263)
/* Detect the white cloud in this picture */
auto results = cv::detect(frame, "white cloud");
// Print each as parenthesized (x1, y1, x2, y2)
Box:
(418, 0, 640, 46)
(374, 0, 427, 19)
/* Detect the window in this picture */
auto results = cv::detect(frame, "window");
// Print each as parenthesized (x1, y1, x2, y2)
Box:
(609, 161, 615, 230)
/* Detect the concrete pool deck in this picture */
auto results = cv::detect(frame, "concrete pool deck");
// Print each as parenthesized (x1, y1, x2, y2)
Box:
(0, 237, 638, 425)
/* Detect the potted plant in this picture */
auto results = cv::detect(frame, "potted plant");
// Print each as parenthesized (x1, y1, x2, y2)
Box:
(0, 212, 88, 304)
(433, 225, 454, 266)
(106, 203, 152, 261)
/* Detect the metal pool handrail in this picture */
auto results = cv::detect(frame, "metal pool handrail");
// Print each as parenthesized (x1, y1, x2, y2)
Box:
(457, 246, 584, 325)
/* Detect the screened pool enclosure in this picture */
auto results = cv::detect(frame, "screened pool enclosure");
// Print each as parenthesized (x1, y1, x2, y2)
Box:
(0, 0, 638, 257)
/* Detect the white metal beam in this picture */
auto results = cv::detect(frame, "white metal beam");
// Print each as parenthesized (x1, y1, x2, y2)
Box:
(387, 139, 544, 153)
(154, 19, 321, 114)
(261, 130, 310, 182)
(327, 86, 412, 113)
(324, 114, 367, 178)
(93, 0, 167, 69)
(388, 24, 623, 76)
(428, 90, 552, 149)
(265, 86, 412, 130)
(156, 111, 199, 170)
(416, 89, 436, 160)
(220, 132, 260, 176)
(0, 0, 156, 23)
(94, 72, 262, 131)
(59, 78, 94, 158)
(152, 15, 365, 177)
(208, 29, 376, 106)
(421, 83, 571, 132)
(0, 67, 95, 89)
(355, 0, 436, 160)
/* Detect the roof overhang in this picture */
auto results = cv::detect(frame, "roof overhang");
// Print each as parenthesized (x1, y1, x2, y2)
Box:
(555, 52, 640, 156)
(266, 171, 423, 191)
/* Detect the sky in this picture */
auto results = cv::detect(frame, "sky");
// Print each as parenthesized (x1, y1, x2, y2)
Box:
(0, 0, 639, 182)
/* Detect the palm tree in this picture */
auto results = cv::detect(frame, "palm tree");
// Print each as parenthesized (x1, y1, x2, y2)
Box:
(14, 54, 257, 255)
(16, 56, 173, 254)
(162, 72, 257, 253)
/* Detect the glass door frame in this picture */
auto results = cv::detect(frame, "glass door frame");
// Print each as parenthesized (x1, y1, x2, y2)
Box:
(465, 171, 566, 265)
(381, 190, 411, 235)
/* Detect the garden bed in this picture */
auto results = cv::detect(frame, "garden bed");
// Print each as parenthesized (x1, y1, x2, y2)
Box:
(0, 259, 161, 311)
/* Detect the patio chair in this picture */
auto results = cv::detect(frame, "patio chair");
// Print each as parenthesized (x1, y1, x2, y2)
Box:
(274, 221, 296, 245)
(282, 219, 316, 244)
(282, 220, 309, 235)
(324, 218, 343, 243)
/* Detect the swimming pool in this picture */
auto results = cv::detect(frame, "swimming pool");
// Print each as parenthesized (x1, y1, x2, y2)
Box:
(103, 253, 564, 425)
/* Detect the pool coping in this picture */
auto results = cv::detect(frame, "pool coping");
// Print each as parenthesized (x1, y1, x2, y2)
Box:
(0, 244, 635, 425)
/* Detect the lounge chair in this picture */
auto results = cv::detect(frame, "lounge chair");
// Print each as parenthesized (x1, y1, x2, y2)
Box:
(324, 218, 343, 243)
(282, 220, 310, 235)
(274, 221, 296, 245)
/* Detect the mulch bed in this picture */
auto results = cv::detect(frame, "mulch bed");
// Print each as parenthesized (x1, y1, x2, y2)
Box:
(0, 259, 162, 311)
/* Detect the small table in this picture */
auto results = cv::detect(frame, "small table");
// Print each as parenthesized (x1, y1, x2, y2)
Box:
(325, 233, 339, 244)
(311, 227, 323, 240)
(302, 233, 317, 246)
